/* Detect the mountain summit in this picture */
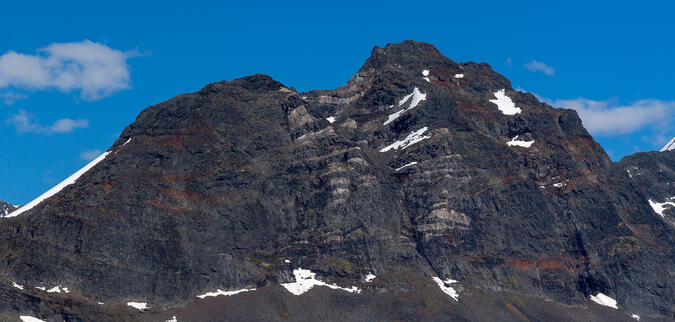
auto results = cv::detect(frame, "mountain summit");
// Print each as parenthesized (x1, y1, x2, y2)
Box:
(0, 41, 672, 321)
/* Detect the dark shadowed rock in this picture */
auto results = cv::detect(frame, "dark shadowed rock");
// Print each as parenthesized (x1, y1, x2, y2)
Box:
(0, 41, 672, 321)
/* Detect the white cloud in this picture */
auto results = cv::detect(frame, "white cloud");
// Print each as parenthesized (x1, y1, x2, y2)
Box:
(80, 149, 103, 161)
(524, 60, 555, 76)
(9, 110, 89, 134)
(0, 40, 135, 100)
(0, 91, 27, 105)
(547, 97, 674, 136)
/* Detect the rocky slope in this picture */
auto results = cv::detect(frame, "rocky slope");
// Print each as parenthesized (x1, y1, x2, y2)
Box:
(0, 200, 16, 217)
(0, 41, 672, 321)
(612, 150, 675, 227)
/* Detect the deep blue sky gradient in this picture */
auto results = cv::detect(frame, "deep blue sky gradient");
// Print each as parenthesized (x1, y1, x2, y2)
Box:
(1, 1, 673, 204)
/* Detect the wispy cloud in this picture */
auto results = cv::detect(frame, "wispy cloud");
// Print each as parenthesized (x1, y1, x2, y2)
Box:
(0, 40, 137, 100)
(9, 110, 89, 134)
(524, 60, 555, 76)
(0, 91, 27, 105)
(80, 149, 103, 161)
(545, 97, 674, 137)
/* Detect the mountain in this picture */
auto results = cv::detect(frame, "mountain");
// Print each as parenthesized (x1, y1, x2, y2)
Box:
(0, 41, 672, 321)
(0, 200, 16, 217)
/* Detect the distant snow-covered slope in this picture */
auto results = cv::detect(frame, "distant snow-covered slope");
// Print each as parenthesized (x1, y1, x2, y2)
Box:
(660, 137, 675, 152)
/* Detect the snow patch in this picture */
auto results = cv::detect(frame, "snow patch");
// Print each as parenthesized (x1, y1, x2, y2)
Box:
(552, 182, 564, 188)
(454, 74, 464, 78)
(196, 288, 255, 299)
(660, 137, 675, 152)
(97, 302, 104, 305)
(648, 198, 675, 217)
(281, 268, 361, 295)
(422, 70, 429, 76)
(20, 316, 45, 322)
(489, 89, 521, 115)
(423, 77, 430, 82)
(589, 293, 618, 309)
(631, 314, 640, 320)
(326, 116, 336, 123)
(46, 285, 69, 293)
(506, 136, 534, 148)
(385, 87, 427, 125)
(284, 259, 291, 263)
(12, 282, 24, 290)
(127, 302, 149, 310)
(432, 277, 459, 301)
(365, 273, 376, 283)
(35, 287, 45, 291)
(6, 151, 110, 218)
(380, 127, 430, 152)
(395, 162, 418, 171)
(165, 316, 178, 322)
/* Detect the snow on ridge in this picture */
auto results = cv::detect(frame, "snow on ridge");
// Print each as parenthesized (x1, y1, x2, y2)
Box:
(12, 282, 24, 290)
(281, 268, 361, 295)
(5, 151, 110, 218)
(20, 316, 45, 322)
(648, 198, 675, 217)
(380, 127, 430, 152)
(489, 89, 521, 115)
(385, 87, 427, 125)
(196, 288, 256, 299)
(660, 137, 675, 152)
(395, 161, 418, 171)
(432, 277, 459, 301)
(506, 136, 534, 148)
(127, 302, 149, 310)
(326, 116, 336, 123)
(365, 273, 376, 283)
(589, 293, 618, 309)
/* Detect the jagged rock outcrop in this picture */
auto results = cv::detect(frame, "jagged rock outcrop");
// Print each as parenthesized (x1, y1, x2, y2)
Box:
(0, 200, 16, 217)
(0, 41, 672, 321)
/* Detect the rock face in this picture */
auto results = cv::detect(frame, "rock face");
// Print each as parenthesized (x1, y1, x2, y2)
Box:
(0, 200, 16, 217)
(612, 150, 675, 227)
(0, 41, 672, 321)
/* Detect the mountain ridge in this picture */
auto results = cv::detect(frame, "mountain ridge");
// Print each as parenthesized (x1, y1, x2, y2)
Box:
(1, 40, 672, 321)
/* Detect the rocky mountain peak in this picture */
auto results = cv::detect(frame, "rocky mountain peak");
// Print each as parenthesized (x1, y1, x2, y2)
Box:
(0, 41, 671, 321)
(0, 200, 16, 217)
(360, 40, 448, 70)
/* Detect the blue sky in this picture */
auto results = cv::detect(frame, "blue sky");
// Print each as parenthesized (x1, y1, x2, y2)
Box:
(1, 1, 673, 204)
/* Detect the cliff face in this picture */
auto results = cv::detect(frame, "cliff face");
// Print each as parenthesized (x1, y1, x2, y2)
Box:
(612, 150, 675, 227)
(0, 41, 672, 321)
